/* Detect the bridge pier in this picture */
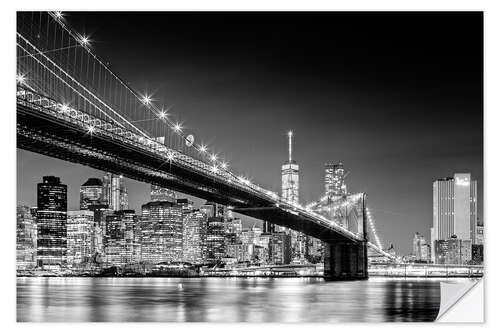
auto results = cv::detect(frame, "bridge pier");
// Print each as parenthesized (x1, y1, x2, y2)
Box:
(323, 241, 368, 280)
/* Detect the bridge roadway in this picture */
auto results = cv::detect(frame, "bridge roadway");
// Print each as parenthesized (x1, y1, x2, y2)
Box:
(17, 87, 369, 280)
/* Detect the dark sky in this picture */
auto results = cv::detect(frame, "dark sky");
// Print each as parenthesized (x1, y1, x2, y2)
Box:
(17, 12, 483, 254)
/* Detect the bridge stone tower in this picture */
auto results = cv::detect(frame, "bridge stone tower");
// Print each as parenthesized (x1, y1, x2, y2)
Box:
(322, 194, 368, 280)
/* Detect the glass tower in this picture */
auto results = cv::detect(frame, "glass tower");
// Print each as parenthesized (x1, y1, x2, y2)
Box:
(324, 163, 347, 197)
(431, 173, 478, 263)
(36, 176, 67, 269)
(140, 201, 183, 263)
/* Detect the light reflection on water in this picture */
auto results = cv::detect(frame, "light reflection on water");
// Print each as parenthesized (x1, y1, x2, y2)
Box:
(17, 276, 446, 322)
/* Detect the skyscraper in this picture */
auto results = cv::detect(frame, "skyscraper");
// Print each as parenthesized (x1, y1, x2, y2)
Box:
(16, 205, 37, 270)
(104, 210, 140, 267)
(324, 163, 347, 197)
(412, 232, 430, 263)
(36, 176, 67, 269)
(80, 178, 104, 209)
(66, 210, 94, 267)
(281, 131, 299, 204)
(431, 173, 478, 263)
(182, 209, 207, 264)
(103, 173, 128, 211)
(206, 216, 226, 263)
(280, 131, 306, 262)
(150, 184, 176, 202)
(140, 200, 183, 263)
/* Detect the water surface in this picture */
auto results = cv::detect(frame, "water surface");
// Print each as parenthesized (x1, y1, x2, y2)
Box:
(17, 276, 445, 322)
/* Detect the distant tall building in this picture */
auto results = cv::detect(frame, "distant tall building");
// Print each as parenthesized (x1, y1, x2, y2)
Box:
(325, 163, 347, 197)
(16, 205, 37, 270)
(269, 232, 292, 265)
(281, 131, 299, 204)
(150, 184, 176, 202)
(206, 217, 226, 263)
(103, 173, 128, 211)
(200, 201, 225, 218)
(80, 178, 104, 209)
(36, 176, 67, 269)
(280, 131, 306, 261)
(182, 210, 207, 264)
(66, 210, 94, 266)
(431, 173, 478, 262)
(412, 232, 430, 263)
(104, 210, 140, 266)
(140, 201, 183, 263)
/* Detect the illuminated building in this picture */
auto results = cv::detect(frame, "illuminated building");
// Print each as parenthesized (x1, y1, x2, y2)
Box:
(324, 162, 347, 197)
(140, 201, 183, 263)
(471, 244, 483, 265)
(150, 184, 176, 202)
(79, 178, 104, 209)
(206, 217, 226, 263)
(281, 131, 299, 204)
(412, 232, 430, 263)
(306, 237, 323, 264)
(431, 173, 478, 262)
(36, 176, 67, 270)
(225, 218, 242, 234)
(269, 232, 291, 265)
(177, 198, 194, 212)
(280, 131, 306, 261)
(104, 210, 140, 266)
(445, 236, 472, 265)
(66, 210, 94, 266)
(102, 173, 128, 211)
(476, 222, 484, 245)
(16, 205, 37, 270)
(182, 209, 207, 264)
(200, 201, 225, 218)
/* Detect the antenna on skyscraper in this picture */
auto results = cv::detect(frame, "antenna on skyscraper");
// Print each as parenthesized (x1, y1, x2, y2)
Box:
(288, 130, 293, 162)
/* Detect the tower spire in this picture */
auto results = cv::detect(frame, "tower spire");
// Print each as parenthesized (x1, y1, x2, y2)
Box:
(288, 130, 293, 162)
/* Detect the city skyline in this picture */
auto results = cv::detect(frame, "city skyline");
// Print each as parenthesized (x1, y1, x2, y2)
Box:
(16, 12, 483, 255)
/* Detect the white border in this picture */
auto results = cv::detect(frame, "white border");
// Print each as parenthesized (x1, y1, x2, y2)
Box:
(2, 0, 498, 332)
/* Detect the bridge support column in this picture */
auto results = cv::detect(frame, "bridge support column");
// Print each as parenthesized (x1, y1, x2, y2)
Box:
(323, 241, 368, 280)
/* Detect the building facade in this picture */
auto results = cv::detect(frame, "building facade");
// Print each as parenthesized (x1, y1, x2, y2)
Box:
(103, 173, 128, 211)
(104, 210, 140, 266)
(140, 200, 183, 263)
(182, 210, 207, 264)
(80, 178, 104, 209)
(36, 176, 67, 269)
(16, 205, 37, 270)
(206, 216, 226, 263)
(324, 162, 347, 197)
(66, 210, 94, 267)
(150, 184, 176, 202)
(431, 173, 478, 263)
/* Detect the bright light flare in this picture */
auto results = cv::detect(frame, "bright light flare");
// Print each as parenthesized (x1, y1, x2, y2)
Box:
(158, 110, 167, 119)
(173, 123, 182, 133)
(167, 152, 175, 161)
(221, 162, 228, 169)
(211, 165, 219, 173)
(199, 145, 207, 153)
(142, 94, 152, 105)
(60, 103, 70, 112)
(80, 35, 91, 46)
(87, 125, 95, 134)
(210, 154, 217, 162)
(54, 11, 63, 19)
(16, 74, 26, 85)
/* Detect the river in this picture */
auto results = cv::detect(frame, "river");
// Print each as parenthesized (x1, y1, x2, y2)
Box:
(17, 276, 452, 322)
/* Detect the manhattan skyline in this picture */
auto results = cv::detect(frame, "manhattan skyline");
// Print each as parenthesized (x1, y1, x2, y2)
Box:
(16, 12, 483, 254)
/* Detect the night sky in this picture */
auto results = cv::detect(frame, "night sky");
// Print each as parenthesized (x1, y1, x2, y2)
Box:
(17, 12, 483, 254)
